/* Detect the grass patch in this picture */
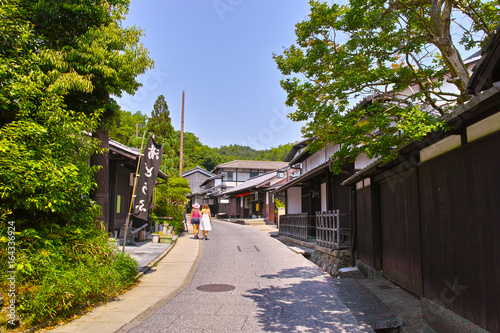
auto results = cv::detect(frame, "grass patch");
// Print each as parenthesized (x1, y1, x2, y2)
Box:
(0, 221, 138, 331)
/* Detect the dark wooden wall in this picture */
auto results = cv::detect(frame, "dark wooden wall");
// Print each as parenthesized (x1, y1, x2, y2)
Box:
(355, 186, 375, 268)
(111, 166, 132, 231)
(418, 132, 500, 332)
(379, 171, 422, 296)
(332, 173, 351, 229)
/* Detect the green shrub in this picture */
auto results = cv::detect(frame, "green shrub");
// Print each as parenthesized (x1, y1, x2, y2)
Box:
(0, 219, 138, 329)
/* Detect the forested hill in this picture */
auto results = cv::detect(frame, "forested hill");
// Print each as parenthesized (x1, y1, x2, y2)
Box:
(177, 134, 294, 172)
(216, 144, 293, 161)
(109, 109, 294, 172)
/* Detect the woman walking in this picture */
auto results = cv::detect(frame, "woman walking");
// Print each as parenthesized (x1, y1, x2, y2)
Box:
(199, 204, 212, 240)
(190, 203, 201, 239)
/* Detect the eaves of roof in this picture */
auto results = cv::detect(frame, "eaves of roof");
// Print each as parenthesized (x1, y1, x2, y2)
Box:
(189, 183, 227, 197)
(275, 160, 330, 193)
(467, 23, 500, 94)
(284, 138, 313, 162)
(219, 171, 277, 196)
(343, 82, 500, 186)
(200, 172, 225, 186)
(182, 166, 214, 178)
(109, 139, 140, 160)
(212, 160, 289, 172)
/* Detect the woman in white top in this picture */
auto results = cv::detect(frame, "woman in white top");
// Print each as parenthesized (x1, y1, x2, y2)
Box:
(199, 204, 212, 240)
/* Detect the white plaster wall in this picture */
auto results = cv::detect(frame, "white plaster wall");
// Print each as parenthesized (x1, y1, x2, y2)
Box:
(287, 187, 302, 214)
(325, 143, 340, 157)
(308, 149, 327, 171)
(355, 153, 376, 170)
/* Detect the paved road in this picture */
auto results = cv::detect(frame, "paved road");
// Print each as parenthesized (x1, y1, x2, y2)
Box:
(130, 221, 372, 332)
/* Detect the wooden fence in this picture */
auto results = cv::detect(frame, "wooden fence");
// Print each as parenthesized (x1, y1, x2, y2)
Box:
(316, 210, 341, 249)
(280, 210, 349, 249)
(279, 213, 315, 242)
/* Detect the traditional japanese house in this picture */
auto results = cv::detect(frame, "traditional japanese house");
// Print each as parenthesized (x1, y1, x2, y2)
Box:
(194, 160, 288, 215)
(216, 166, 293, 220)
(182, 166, 214, 210)
(342, 26, 500, 332)
(276, 138, 373, 243)
(107, 139, 168, 236)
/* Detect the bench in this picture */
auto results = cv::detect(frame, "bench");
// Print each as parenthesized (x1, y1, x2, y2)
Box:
(129, 223, 148, 242)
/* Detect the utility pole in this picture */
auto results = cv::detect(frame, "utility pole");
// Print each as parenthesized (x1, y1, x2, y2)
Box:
(179, 90, 185, 176)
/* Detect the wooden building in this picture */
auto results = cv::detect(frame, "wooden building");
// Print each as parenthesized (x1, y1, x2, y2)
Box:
(193, 160, 288, 215)
(217, 167, 292, 220)
(343, 26, 500, 332)
(108, 139, 168, 236)
(182, 166, 214, 209)
(276, 139, 374, 240)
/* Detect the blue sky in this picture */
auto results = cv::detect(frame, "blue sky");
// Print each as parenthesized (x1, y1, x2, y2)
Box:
(115, 0, 312, 150)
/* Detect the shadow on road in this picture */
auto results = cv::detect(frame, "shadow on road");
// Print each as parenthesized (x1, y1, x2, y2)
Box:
(242, 267, 372, 332)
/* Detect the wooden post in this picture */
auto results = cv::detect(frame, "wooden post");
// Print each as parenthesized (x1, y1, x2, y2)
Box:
(179, 90, 185, 175)
(122, 132, 146, 253)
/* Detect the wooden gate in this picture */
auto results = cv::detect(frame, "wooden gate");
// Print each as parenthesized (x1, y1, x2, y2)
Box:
(316, 210, 340, 249)
(379, 171, 422, 296)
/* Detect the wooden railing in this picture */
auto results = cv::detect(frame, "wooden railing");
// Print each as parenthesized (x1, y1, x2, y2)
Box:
(316, 210, 341, 249)
(280, 210, 350, 249)
(279, 213, 315, 242)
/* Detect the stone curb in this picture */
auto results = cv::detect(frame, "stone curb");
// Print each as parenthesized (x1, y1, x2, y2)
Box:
(135, 235, 178, 279)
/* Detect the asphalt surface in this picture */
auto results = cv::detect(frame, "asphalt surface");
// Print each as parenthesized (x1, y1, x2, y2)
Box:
(129, 221, 373, 333)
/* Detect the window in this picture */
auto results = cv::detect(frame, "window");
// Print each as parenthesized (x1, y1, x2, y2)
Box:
(116, 195, 121, 213)
(226, 171, 233, 181)
(250, 171, 259, 178)
(277, 171, 285, 178)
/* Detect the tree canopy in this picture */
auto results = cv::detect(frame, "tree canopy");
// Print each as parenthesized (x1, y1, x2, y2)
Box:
(109, 109, 148, 148)
(0, 1, 101, 225)
(0, 0, 153, 225)
(0, 2, 148, 327)
(274, 0, 499, 170)
(19, 0, 153, 125)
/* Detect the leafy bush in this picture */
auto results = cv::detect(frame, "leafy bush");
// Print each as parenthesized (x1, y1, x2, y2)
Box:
(0, 218, 138, 328)
(153, 177, 191, 233)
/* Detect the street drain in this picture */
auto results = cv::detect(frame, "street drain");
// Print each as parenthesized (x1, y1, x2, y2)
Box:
(196, 284, 235, 292)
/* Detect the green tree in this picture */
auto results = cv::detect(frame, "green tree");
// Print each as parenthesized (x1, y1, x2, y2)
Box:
(274, 0, 499, 170)
(19, 0, 153, 122)
(257, 143, 294, 161)
(217, 144, 259, 160)
(153, 177, 191, 232)
(178, 132, 224, 172)
(110, 109, 148, 147)
(18, 0, 153, 225)
(0, 2, 142, 328)
(0, 1, 101, 225)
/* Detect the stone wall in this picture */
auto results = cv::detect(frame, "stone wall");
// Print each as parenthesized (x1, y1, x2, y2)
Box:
(279, 236, 353, 276)
(310, 249, 352, 276)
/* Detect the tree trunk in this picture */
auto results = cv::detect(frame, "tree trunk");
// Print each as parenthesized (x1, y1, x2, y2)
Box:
(427, 0, 471, 103)
(91, 126, 110, 232)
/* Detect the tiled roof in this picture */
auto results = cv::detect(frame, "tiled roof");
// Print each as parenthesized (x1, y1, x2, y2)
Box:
(284, 138, 312, 162)
(182, 166, 214, 178)
(212, 160, 288, 172)
(275, 159, 330, 192)
(109, 138, 140, 160)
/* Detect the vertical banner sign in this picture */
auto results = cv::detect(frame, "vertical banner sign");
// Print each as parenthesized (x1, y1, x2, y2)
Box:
(132, 136, 163, 221)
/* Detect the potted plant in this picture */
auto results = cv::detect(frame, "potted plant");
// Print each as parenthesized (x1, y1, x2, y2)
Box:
(151, 232, 160, 243)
